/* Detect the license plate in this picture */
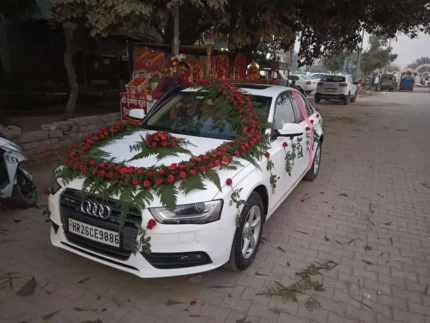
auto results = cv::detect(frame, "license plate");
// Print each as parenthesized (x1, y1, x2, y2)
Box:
(325, 89, 336, 92)
(68, 218, 120, 247)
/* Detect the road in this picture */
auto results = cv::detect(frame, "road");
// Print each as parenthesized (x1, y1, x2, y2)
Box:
(1, 89, 430, 323)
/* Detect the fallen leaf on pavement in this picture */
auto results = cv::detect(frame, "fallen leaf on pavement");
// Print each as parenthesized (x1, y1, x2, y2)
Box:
(166, 299, 183, 306)
(339, 193, 348, 197)
(276, 246, 286, 253)
(41, 309, 61, 321)
(78, 277, 90, 284)
(16, 276, 37, 297)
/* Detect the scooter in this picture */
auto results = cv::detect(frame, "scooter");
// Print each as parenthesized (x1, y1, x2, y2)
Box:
(0, 130, 37, 208)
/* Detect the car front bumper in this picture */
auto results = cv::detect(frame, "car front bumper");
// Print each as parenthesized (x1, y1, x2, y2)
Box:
(316, 92, 348, 100)
(48, 192, 236, 278)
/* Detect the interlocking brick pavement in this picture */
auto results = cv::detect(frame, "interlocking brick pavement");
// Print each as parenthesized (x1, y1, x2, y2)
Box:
(1, 89, 430, 323)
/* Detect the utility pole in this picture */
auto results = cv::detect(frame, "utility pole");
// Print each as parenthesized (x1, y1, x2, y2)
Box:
(384, 38, 392, 73)
(356, 29, 365, 80)
(173, 2, 179, 56)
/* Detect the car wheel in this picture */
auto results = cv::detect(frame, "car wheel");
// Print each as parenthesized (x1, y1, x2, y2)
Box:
(304, 141, 322, 181)
(315, 93, 321, 103)
(225, 192, 264, 271)
(350, 91, 358, 102)
(13, 170, 37, 208)
(343, 94, 349, 105)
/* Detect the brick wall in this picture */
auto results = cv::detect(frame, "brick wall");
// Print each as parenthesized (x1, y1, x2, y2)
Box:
(1, 113, 121, 167)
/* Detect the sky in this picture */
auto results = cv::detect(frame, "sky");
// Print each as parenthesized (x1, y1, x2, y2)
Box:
(294, 31, 430, 67)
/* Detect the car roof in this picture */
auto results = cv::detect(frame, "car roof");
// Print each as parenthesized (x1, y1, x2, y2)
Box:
(183, 84, 295, 98)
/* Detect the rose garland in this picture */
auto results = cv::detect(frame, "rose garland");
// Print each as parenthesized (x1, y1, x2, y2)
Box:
(56, 78, 271, 254)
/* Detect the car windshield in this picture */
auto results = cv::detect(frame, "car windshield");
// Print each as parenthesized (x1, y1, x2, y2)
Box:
(289, 75, 299, 81)
(321, 75, 346, 82)
(142, 91, 272, 140)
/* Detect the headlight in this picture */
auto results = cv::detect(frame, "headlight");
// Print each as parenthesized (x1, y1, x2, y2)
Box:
(49, 174, 61, 195)
(149, 200, 223, 224)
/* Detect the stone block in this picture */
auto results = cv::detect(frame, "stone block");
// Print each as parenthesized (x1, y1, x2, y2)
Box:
(0, 125, 22, 139)
(51, 138, 59, 144)
(77, 126, 86, 132)
(86, 116, 100, 125)
(87, 124, 102, 131)
(73, 116, 92, 126)
(41, 124, 57, 131)
(49, 130, 63, 138)
(55, 121, 74, 132)
(69, 125, 78, 134)
(17, 130, 49, 143)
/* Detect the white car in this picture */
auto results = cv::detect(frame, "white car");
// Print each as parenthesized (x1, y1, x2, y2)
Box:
(310, 73, 327, 81)
(48, 83, 324, 278)
(315, 74, 358, 105)
(289, 74, 317, 94)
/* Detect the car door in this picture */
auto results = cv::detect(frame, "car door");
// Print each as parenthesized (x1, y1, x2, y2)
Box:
(268, 91, 307, 212)
(290, 90, 313, 176)
(347, 76, 357, 95)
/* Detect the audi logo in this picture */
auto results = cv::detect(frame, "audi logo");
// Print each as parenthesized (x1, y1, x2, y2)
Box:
(80, 201, 112, 219)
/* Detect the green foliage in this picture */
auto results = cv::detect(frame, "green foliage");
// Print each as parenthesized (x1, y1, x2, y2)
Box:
(132, 224, 151, 255)
(179, 174, 206, 195)
(229, 187, 245, 227)
(204, 168, 222, 192)
(155, 184, 178, 211)
(360, 36, 398, 75)
(322, 52, 359, 73)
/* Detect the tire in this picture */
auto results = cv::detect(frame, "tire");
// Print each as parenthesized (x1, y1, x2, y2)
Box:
(13, 169, 37, 208)
(343, 94, 349, 105)
(350, 91, 358, 102)
(225, 192, 265, 271)
(304, 141, 322, 181)
(315, 93, 321, 103)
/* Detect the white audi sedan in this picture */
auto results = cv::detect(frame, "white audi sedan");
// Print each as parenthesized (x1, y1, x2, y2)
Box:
(48, 83, 324, 278)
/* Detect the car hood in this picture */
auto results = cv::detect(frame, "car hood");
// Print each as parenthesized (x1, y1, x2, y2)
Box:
(62, 129, 250, 205)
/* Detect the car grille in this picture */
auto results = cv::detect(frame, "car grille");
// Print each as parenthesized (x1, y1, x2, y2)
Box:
(59, 189, 141, 260)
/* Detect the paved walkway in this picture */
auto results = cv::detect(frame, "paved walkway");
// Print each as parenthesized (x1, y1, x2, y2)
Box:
(1, 90, 430, 323)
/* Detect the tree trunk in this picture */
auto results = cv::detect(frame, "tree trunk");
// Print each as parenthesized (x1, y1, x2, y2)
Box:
(63, 22, 78, 120)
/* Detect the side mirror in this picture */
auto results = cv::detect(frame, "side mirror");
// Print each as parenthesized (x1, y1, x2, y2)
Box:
(128, 109, 146, 120)
(275, 123, 304, 137)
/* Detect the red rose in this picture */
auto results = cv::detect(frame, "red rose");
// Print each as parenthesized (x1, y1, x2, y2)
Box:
(115, 175, 120, 181)
(86, 139, 93, 145)
(222, 156, 229, 163)
(171, 141, 177, 147)
(316, 114, 320, 118)
(215, 160, 221, 166)
(264, 152, 270, 158)
(208, 163, 214, 168)
(99, 170, 106, 177)
(311, 120, 314, 124)
(146, 171, 154, 177)
(152, 142, 157, 148)
(167, 175, 175, 183)
(89, 160, 96, 166)
(179, 172, 187, 179)
(99, 163, 105, 168)
(203, 155, 209, 160)
(91, 169, 98, 176)
(315, 108, 320, 112)
(44, 188, 50, 196)
(127, 167, 135, 174)
(107, 172, 113, 178)
(306, 127, 311, 131)
(158, 169, 165, 175)
(200, 166, 207, 172)
(290, 136, 294, 140)
(241, 145, 246, 151)
(132, 178, 139, 186)
(162, 141, 168, 147)
(189, 169, 197, 175)
(147, 219, 157, 230)
(196, 157, 202, 162)
(283, 142, 288, 147)
(178, 164, 185, 170)
(155, 178, 163, 185)
(143, 180, 151, 187)
(93, 136, 99, 141)
(168, 164, 176, 171)
(137, 167, 145, 174)
(212, 154, 217, 158)
(120, 168, 127, 175)
(234, 150, 240, 156)
(189, 162, 195, 167)
(226, 178, 233, 186)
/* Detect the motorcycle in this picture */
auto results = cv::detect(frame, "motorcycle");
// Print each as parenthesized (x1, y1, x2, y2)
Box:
(0, 130, 37, 208)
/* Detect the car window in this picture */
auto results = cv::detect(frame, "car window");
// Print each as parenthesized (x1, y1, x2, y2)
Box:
(290, 92, 307, 122)
(321, 75, 346, 82)
(273, 92, 297, 130)
(143, 92, 272, 140)
(288, 75, 299, 81)
(304, 98, 315, 116)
